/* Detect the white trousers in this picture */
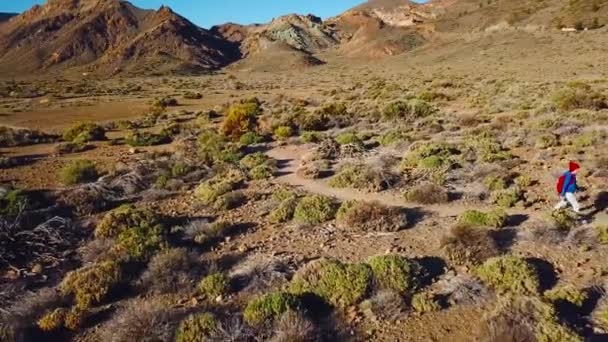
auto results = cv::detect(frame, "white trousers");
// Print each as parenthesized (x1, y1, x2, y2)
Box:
(554, 193, 580, 212)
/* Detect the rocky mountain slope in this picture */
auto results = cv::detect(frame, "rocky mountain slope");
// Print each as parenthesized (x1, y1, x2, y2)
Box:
(0, 0, 240, 76)
(2, 0, 607, 76)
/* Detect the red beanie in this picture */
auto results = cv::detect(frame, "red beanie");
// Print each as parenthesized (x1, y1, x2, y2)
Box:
(569, 161, 580, 172)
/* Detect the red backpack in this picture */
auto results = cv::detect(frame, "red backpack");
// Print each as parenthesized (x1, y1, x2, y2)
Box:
(556, 174, 566, 194)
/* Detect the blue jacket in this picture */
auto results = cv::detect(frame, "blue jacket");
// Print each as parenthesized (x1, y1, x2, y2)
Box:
(560, 171, 577, 196)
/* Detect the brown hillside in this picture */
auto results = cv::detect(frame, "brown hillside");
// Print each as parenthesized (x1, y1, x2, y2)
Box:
(0, 0, 240, 76)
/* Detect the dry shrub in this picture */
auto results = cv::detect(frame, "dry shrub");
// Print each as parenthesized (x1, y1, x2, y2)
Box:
(329, 164, 395, 192)
(434, 272, 489, 306)
(209, 317, 253, 341)
(229, 254, 293, 293)
(270, 310, 318, 342)
(336, 201, 407, 232)
(139, 248, 202, 295)
(99, 297, 177, 342)
(79, 238, 116, 263)
(478, 296, 581, 342)
(440, 224, 500, 266)
(0, 288, 65, 337)
(405, 182, 449, 204)
(359, 289, 407, 322)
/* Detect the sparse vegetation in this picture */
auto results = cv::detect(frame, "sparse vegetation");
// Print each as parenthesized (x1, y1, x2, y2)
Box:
(176, 313, 217, 342)
(59, 159, 98, 185)
(441, 224, 500, 266)
(474, 256, 539, 295)
(243, 292, 300, 325)
(198, 273, 230, 299)
(458, 209, 507, 228)
(63, 122, 106, 143)
(368, 255, 421, 294)
(293, 195, 336, 225)
(405, 183, 449, 204)
(336, 201, 407, 232)
(290, 259, 372, 307)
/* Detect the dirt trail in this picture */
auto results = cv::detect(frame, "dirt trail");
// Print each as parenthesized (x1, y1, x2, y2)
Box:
(267, 144, 549, 220)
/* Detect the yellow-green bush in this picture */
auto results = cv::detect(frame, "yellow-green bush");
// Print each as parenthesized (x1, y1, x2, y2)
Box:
(243, 292, 300, 325)
(175, 313, 217, 342)
(552, 83, 607, 111)
(63, 122, 106, 143)
(198, 273, 230, 298)
(125, 131, 171, 147)
(401, 142, 459, 170)
(293, 195, 336, 225)
(274, 126, 293, 140)
(269, 197, 299, 224)
(221, 100, 260, 138)
(0, 188, 29, 216)
(329, 164, 390, 192)
(544, 285, 587, 307)
(367, 255, 421, 294)
(59, 160, 98, 185)
(383, 99, 435, 121)
(37, 308, 67, 331)
(94, 205, 165, 259)
(484, 175, 507, 191)
(492, 188, 522, 208)
(597, 225, 608, 245)
(474, 256, 539, 296)
(289, 259, 372, 307)
(458, 209, 507, 228)
(412, 292, 441, 314)
(198, 129, 242, 164)
(549, 209, 577, 230)
(60, 260, 122, 308)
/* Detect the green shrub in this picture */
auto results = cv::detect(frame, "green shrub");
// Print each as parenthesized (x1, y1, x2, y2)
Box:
(405, 183, 449, 204)
(155, 173, 170, 189)
(0, 156, 12, 168)
(171, 163, 190, 178)
(244, 292, 300, 325)
(378, 130, 408, 147)
(60, 260, 122, 308)
(458, 209, 507, 228)
(63, 122, 106, 142)
(269, 197, 299, 224)
(198, 130, 242, 164)
(301, 131, 325, 143)
(329, 164, 390, 192)
(293, 195, 336, 225)
(95, 205, 159, 238)
(335, 132, 363, 146)
(213, 191, 246, 210)
(175, 313, 217, 342)
(240, 152, 270, 169)
(194, 171, 244, 207)
(383, 99, 435, 121)
(484, 176, 507, 191)
(274, 126, 293, 140)
(401, 142, 458, 170)
(116, 120, 135, 130)
(474, 256, 539, 295)
(367, 255, 421, 294)
(94, 205, 165, 259)
(492, 188, 522, 208)
(125, 131, 171, 147)
(59, 160, 98, 185)
(239, 131, 264, 145)
(290, 259, 372, 307)
(336, 201, 407, 232)
(198, 273, 230, 298)
(412, 292, 441, 314)
(552, 83, 607, 111)
(0, 188, 29, 216)
(221, 100, 260, 138)
(465, 135, 511, 163)
(544, 285, 587, 307)
(515, 175, 533, 187)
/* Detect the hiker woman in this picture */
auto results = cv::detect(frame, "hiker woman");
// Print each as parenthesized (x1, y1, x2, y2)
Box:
(554, 161, 581, 213)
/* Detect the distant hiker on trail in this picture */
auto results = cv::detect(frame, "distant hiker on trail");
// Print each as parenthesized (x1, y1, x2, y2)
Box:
(554, 161, 581, 213)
